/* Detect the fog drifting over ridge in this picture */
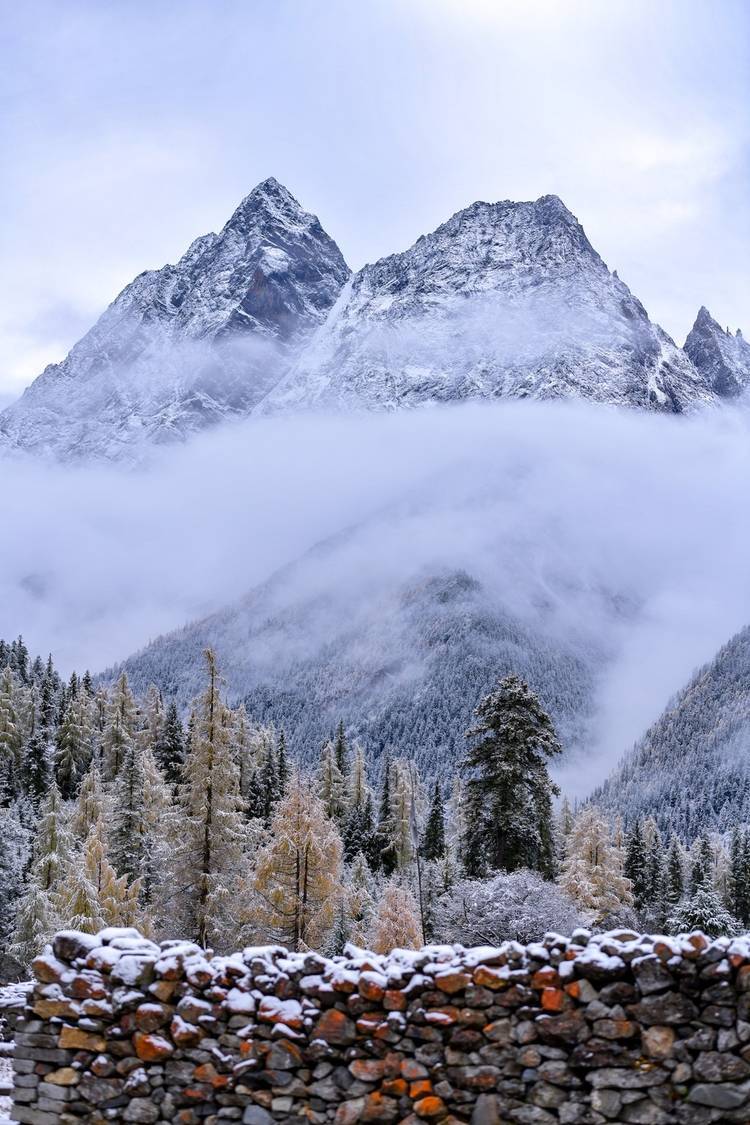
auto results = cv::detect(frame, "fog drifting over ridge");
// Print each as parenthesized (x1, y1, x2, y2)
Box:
(2, 399, 750, 794)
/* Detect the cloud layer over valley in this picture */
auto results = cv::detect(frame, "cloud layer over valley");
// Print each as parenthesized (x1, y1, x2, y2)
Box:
(2, 399, 750, 793)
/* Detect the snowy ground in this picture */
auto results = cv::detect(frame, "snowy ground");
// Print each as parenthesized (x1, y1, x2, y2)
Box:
(0, 1054, 11, 1121)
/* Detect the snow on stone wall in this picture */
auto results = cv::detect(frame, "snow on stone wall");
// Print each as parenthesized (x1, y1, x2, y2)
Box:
(11, 926, 750, 1123)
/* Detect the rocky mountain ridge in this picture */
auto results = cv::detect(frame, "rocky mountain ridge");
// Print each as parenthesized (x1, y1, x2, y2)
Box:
(2, 182, 747, 461)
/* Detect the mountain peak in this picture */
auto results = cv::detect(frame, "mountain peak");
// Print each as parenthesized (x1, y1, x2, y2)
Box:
(685, 305, 750, 398)
(224, 178, 310, 235)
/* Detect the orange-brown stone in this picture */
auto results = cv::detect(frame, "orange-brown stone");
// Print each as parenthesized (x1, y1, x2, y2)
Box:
(133, 1031, 174, 1061)
(384, 989, 407, 1011)
(472, 966, 507, 990)
(59, 1025, 106, 1052)
(414, 1095, 446, 1118)
(531, 968, 560, 989)
(316, 1007, 357, 1045)
(349, 1058, 385, 1082)
(171, 1017, 203, 1047)
(409, 1079, 433, 1098)
(541, 988, 566, 1012)
(382, 1077, 408, 1096)
(359, 976, 386, 1002)
(434, 970, 471, 995)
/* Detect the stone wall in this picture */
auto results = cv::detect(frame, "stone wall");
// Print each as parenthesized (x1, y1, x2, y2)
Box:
(12, 926, 750, 1125)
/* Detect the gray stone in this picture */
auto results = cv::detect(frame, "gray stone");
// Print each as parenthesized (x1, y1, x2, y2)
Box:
(122, 1098, 160, 1122)
(590, 1088, 621, 1118)
(693, 1050, 750, 1081)
(242, 1108, 274, 1125)
(590, 1067, 666, 1089)
(688, 1083, 749, 1109)
(471, 1095, 502, 1125)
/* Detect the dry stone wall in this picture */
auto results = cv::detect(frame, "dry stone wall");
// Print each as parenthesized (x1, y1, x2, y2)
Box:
(12, 926, 750, 1124)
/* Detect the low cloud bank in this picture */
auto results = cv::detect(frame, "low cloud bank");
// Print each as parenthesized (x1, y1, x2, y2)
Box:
(2, 399, 749, 794)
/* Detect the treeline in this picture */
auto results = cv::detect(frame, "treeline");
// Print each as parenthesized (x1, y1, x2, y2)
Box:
(0, 634, 748, 967)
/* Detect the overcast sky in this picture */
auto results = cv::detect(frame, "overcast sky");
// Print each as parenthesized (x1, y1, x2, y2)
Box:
(2, 0, 748, 399)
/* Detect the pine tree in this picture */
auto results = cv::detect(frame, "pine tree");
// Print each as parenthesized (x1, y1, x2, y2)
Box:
(0, 666, 22, 801)
(668, 885, 739, 938)
(141, 685, 164, 751)
(624, 819, 649, 909)
(559, 805, 634, 923)
(276, 729, 289, 797)
(374, 753, 398, 875)
(369, 880, 423, 954)
(259, 738, 280, 825)
(343, 851, 376, 947)
(102, 673, 139, 782)
(0, 805, 30, 944)
(690, 834, 714, 892)
(171, 651, 247, 949)
(11, 784, 70, 962)
(250, 775, 342, 951)
(55, 692, 94, 799)
(333, 721, 349, 783)
(665, 835, 685, 907)
(109, 738, 148, 881)
(342, 798, 377, 864)
(461, 676, 561, 878)
(317, 739, 347, 825)
(70, 766, 108, 842)
(155, 700, 185, 786)
(421, 781, 446, 861)
(21, 693, 52, 805)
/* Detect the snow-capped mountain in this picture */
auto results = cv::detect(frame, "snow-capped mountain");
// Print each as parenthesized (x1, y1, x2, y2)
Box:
(0, 179, 349, 460)
(264, 195, 716, 415)
(2, 186, 735, 462)
(595, 624, 750, 841)
(684, 306, 750, 398)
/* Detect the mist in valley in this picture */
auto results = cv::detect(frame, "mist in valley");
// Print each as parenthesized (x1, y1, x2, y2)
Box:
(2, 398, 750, 794)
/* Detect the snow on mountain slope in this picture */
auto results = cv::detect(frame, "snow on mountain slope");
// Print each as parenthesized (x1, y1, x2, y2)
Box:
(263, 195, 717, 415)
(594, 624, 750, 841)
(0, 179, 350, 460)
(684, 307, 750, 398)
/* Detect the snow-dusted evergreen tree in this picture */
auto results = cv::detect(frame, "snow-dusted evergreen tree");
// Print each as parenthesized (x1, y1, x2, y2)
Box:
(0, 806, 31, 945)
(668, 885, 740, 937)
(154, 699, 185, 787)
(665, 835, 686, 910)
(421, 780, 446, 861)
(21, 691, 52, 805)
(250, 775, 342, 951)
(170, 650, 247, 949)
(70, 766, 108, 842)
(55, 691, 94, 799)
(10, 783, 70, 963)
(559, 805, 634, 924)
(375, 752, 398, 875)
(729, 827, 750, 925)
(342, 851, 376, 947)
(109, 738, 149, 881)
(0, 666, 22, 800)
(141, 685, 164, 752)
(369, 880, 422, 953)
(102, 672, 139, 782)
(317, 738, 347, 825)
(462, 675, 561, 878)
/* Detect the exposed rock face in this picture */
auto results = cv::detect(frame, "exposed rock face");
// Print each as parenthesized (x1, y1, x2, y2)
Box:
(15, 925, 750, 1123)
(264, 195, 716, 416)
(0, 179, 350, 460)
(684, 306, 750, 398)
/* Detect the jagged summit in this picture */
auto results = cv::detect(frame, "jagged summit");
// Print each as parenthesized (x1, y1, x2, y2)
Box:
(0, 188, 735, 461)
(0, 179, 350, 461)
(264, 194, 714, 415)
(684, 306, 750, 398)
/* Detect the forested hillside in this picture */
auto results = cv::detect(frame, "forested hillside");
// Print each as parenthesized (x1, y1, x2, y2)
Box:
(596, 624, 750, 840)
(111, 570, 599, 778)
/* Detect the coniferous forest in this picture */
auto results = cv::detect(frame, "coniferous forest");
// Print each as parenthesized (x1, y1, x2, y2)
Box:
(1, 633, 748, 978)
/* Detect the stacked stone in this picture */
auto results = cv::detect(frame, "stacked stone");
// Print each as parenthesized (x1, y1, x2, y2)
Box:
(12, 926, 750, 1124)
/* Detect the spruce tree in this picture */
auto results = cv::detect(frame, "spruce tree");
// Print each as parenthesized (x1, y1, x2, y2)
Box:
(461, 676, 561, 877)
(333, 721, 349, 782)
(624, 819, 649, 909)
(0, 666, 22, 801)
(421, 780, 446, 861)
(102, 673, 139, 781)
(276, 729, 289, 796)
(375, 753, 398, 875)
(155, 700, 185, 787)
